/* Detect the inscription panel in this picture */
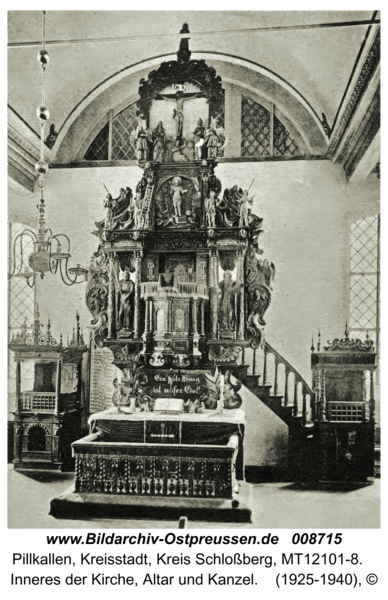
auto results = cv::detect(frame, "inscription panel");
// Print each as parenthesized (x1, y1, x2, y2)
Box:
(90, 346, 118, 413)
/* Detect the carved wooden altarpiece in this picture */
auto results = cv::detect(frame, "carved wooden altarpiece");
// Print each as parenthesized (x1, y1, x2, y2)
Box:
(52, 31, 274, 519)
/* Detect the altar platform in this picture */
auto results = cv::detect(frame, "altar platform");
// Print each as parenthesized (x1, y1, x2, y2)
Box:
(50, 407, 251, 522)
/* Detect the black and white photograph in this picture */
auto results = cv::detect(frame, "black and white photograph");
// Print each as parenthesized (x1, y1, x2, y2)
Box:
(7, 9, 380, 533)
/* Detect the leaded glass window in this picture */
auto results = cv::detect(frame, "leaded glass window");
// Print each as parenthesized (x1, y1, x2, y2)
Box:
(241, 96, 270, 157)
(111, 104, 138, 160)
(8, 223, 35, 396)
(349, 215, 379, 346)
(84, 103, 139, 161)
(241, 96, 299, 157)
(84, 122, 109, 161)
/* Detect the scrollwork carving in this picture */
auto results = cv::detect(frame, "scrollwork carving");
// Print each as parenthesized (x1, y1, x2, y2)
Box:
(245, 244, 275, 348)
(85, 270, 109, 346)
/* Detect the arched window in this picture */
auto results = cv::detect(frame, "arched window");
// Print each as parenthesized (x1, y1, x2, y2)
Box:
(84, 103, 139, 161)
(241, 96, 299, 157)
(8, 222, 35, 400)
(349, 215, 380, 351)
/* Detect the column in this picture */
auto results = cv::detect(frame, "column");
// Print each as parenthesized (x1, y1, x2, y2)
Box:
(209, 250, 218, 339)
(107, 254, 116, 339)
(167, 299, 172, 332)
(200, 299, 205, 336)
(134, 251, 142, 339)
(145, 297, 150, 334)
(223, 82, 242, 159)
(236, 249, 246, 340)
(191, 297, 198, 335)
(55, 360, 62, 417)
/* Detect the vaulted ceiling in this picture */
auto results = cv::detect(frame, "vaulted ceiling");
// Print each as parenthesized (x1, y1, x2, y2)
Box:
(8, 10, 380, 191)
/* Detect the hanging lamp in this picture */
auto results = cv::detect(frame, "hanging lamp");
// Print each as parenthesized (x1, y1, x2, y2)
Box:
(9, 11, 88, 287)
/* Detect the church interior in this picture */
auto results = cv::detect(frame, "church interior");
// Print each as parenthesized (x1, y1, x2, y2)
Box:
(8, 10, 380, 528)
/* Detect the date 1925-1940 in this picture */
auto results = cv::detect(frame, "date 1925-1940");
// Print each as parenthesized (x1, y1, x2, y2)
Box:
(277, 573, 359, 588)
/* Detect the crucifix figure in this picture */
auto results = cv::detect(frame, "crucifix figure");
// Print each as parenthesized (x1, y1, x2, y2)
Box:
(156, 90, 204, 140)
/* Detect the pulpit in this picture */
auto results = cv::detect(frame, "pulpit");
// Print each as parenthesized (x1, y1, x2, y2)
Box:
(311, 327, 376, 483)
(9, 311, 88, 470)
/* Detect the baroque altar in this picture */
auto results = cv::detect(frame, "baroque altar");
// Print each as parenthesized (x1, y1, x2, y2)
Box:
(51, 28, 275, 520)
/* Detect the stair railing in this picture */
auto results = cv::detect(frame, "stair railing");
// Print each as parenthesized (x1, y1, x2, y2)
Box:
(262, 341, 314, 426)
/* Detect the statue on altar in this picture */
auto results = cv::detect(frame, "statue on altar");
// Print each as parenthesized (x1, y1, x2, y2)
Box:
(245, 247, 275, 346)
(239, 190, 255, 227)
(158, 91, 202, 140)
(218, 271, 243, 334)
(152, 121, 166, 162)
(96, 187, 134, 235)
(118, 270, 135, 331)
(135, 115, 152, 162)
(193, 118, 205, 159)
(205, 116, 221, 159)
(171, 176, 187, 217)
(205, 190, 217, 228)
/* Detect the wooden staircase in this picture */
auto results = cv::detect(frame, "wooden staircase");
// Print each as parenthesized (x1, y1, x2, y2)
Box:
(244, 341, 314, 429)
(240, 341, 379, 481)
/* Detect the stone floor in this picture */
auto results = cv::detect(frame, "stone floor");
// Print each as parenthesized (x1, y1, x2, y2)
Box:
(8, 466, 380, 529)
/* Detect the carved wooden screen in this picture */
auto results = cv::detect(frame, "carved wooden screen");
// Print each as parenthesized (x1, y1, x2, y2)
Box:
(241, 96, 299, 157)
(349, 215, 380, 347)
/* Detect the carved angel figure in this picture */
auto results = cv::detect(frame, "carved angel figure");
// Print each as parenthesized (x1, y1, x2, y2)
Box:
(239, 190, 255, 227)
(199, 368, 242, 409)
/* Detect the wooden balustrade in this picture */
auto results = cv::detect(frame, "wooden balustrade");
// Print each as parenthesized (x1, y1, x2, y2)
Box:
(245, 341, 314, 424)
(21, 392, 56, 411)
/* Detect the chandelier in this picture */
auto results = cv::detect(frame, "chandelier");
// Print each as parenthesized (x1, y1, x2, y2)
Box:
(9, 11, 88, 287)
